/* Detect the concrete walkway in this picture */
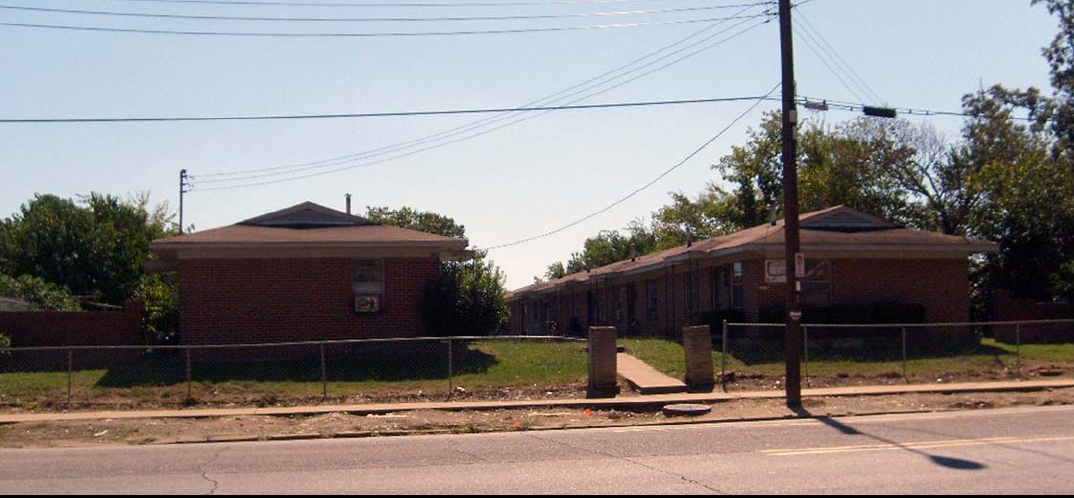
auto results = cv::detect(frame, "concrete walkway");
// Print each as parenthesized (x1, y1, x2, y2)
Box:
(1, 379, 1071, 425)
(616, 353, 687, 394)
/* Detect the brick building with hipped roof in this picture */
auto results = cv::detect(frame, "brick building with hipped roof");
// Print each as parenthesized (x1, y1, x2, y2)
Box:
(148, 201, 471, 345)
(507, 206, 997, 338)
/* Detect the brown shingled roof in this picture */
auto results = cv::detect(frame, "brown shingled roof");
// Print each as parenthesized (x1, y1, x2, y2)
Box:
(506, 206, 996, 299)
(151, 201, 468, 250)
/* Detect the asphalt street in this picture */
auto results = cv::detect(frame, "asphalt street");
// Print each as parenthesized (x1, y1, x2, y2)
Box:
(1, 405, 1072, 494)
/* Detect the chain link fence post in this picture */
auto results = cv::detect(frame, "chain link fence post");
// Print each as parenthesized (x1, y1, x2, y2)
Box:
(320, 341, 327, 401)
(721, 320, 728, 387)
(1016, 323, 1022, 378)
(901, 326, 908, 384)
(67, 349, 73, 406)
(185, 347, 192, 401)
(447, 338, 454, 397)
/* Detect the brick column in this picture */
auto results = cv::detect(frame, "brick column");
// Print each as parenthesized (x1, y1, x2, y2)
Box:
(587, 326, 619, 397)
(682, 325, 715, 389)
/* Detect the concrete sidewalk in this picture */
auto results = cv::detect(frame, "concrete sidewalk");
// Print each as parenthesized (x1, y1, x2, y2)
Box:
(2, 378, 1071, 425)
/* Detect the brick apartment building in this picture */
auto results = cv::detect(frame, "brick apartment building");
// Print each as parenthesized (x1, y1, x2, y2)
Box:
(507, 206, 997, 337)
(148, 202, 470, 345)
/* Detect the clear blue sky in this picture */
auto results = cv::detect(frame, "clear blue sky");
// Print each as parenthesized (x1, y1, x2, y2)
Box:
(0, 0, 1059, 290)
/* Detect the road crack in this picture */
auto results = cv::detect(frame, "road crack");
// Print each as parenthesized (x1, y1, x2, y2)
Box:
(524, 433, 723, 494)
(200, 446, 228, 495)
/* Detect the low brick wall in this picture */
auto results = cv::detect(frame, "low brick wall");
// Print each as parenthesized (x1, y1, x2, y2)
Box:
(0, 302, 145, 371)
(993, 290, 1074, 343)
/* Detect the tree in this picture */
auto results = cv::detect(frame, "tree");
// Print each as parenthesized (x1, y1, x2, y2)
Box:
(0, 274, 80, 311)
(364, 206, 508, 335)
(364, 206, 466, 238)
(0, 192, 175, 305)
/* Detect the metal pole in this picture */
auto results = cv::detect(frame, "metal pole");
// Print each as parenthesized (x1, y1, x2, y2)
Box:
(803, 325, 809, 386)
(320, 341, 327, 400)
(186, 347, 192, 400)
(721, 319, 728, 386)
(778, 0, 803, 408)
(67, 349, 73, 405)
(447, 339, 454, 396)
(1015, 323, 1022, 378)
(902, 327, 908, 383)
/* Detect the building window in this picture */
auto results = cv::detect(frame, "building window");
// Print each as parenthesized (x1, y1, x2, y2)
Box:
(803, 259, 832, 307)
(731, 262, 744, 310)
(685, 271, 699, 317)
(646, 279, 659, 321)
(353, 259, 384, 312)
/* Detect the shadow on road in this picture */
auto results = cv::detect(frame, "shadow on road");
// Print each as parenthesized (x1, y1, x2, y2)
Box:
(791, 406, 986, 471)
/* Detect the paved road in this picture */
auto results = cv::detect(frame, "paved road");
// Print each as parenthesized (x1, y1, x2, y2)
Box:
(2, 405, 1073, 494)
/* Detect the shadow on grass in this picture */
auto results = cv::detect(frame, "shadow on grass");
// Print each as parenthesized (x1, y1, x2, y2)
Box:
(95, 342, 499, 388)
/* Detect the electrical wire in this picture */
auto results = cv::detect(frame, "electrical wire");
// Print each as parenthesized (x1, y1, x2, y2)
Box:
(191, 5, 772, 186)
(81, 0, 739, 9)
(795, 21, 866, 104)
(0, 12, 771, 37)
(482, 82, 780, 251)
(193, 16, 773, 188)
(795, 9, 882, 104)
(0, 3, 767, 23)
(0, 95, 778, 124)
(796, 95, 1037, 122)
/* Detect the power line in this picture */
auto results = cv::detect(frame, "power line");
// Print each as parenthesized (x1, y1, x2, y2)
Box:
(795, 9, 882, 104)
(794, 20, 865, 104)
(0, 3, 767, 23)
(0, 12, 772, 37)
(482, 82, 780, 251)
(0, 95, 778, 124)
(797, 95, 1038, 122)
(192, 8, 773, 185)
(83, 0, 733, 9)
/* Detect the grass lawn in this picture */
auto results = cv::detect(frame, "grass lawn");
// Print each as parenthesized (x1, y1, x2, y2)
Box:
(622, 337, 1074, 379)
(1, 336, 1070, 410)
(0, 339, 589, 409)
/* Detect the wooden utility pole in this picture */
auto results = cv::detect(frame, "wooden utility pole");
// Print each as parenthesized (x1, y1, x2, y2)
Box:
(179, 169, 189, 234)
(778, 0, 803, 408)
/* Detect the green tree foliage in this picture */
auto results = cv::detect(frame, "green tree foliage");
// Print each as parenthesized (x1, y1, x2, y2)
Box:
(542, 222, 658, 281)
(0, 274, 80, 311)
(0, 192, 175, 305)
(364, 206, 466, 238)
(364, 206, 507, 335)
(421, 254, 509, 336)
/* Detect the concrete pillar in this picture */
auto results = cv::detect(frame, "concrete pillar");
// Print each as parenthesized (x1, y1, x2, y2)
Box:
(587, 326, 619, 397)
(682, 325, 715, 389)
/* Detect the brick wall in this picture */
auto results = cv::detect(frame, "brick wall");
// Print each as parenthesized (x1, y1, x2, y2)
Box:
(831, 258, 970, 323)
(993, 289, 1074, 343)
(0, 301, 144, 347)
(179, 257, 440, 345)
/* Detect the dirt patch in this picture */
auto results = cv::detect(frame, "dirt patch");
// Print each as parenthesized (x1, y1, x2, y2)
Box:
(2, 382, 1072, 449)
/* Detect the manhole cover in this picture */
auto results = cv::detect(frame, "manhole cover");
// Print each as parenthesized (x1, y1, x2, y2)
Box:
(662, 404, 712, 417)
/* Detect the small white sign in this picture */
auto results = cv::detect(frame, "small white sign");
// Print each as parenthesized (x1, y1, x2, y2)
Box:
(764, 259, 786, 283)
(795, 253, 806, 279)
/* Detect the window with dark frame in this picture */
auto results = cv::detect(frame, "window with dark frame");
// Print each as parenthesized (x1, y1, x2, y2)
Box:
(685, 271, 699, 317)
(352, 259, 384, 312)
(731, 261, 745, 310)
(646, 279, 659, 321)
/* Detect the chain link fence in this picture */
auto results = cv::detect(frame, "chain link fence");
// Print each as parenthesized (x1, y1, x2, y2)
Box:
(0, 336, 588, 409)
(717, 319, 1074, 392)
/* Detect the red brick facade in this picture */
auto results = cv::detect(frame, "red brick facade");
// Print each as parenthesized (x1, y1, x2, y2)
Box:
(0, 301, 145, 347)
(179, 257, 440, 345)
(511, 257, 973, 337)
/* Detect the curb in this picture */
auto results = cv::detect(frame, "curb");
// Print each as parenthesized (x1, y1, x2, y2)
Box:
(0, 379, 1071, 425)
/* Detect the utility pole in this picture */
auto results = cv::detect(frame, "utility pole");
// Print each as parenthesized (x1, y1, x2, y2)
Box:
(778, 0, 803, 408)
(179, 169, 189, 234)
